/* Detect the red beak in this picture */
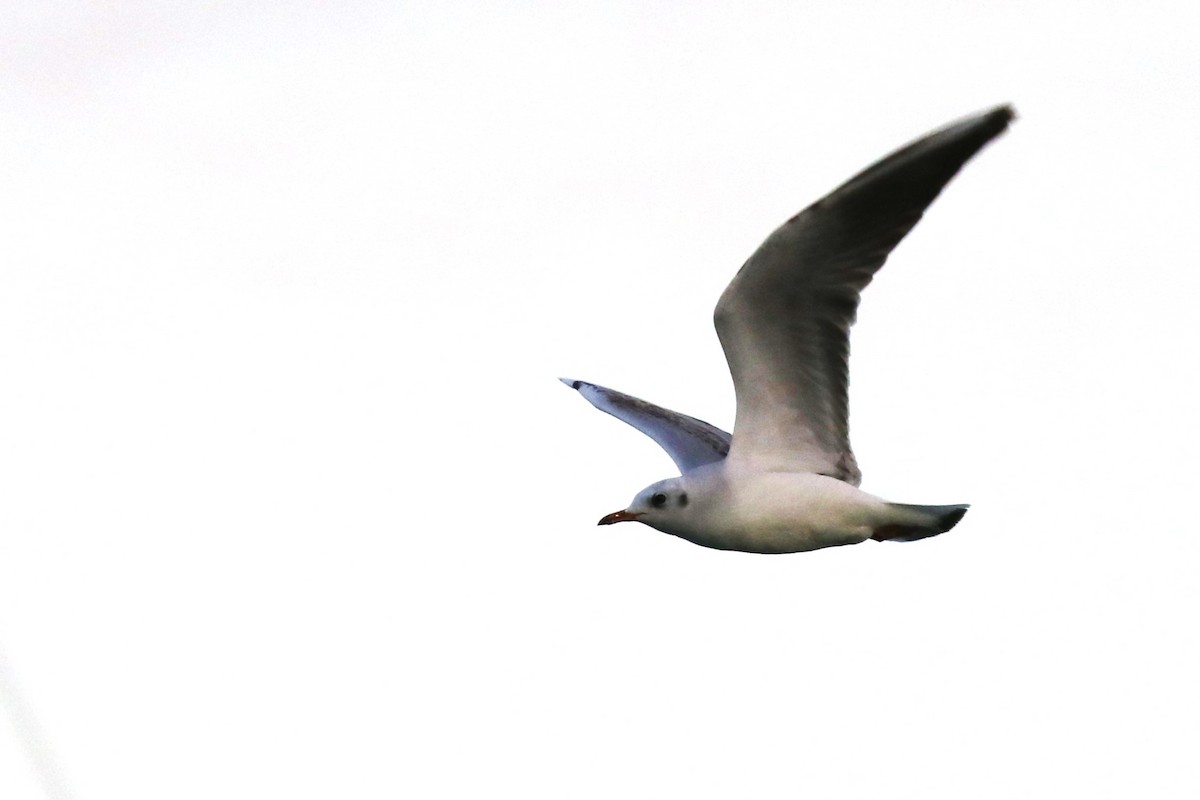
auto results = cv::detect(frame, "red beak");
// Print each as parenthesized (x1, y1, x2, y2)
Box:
(597, 509, 644, 526)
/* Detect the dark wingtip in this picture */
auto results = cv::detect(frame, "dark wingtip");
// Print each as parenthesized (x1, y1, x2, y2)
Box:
(980, 104, 1016, 135)
(558, 377, 583, 390)
(829, 104, 1016, 214)
(990, 104, 1016, 123)
(937, 104, 1016, 152)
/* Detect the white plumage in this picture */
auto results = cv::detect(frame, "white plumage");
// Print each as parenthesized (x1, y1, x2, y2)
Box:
(563, 106, 1013, 553)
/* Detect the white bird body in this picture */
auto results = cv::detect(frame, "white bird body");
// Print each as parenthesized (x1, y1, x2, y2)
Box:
(562, 106, 1013, 554)
(648, 464, 887, 554)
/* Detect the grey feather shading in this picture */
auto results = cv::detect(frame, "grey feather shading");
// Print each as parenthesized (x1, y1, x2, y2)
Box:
(872, 503, 970, 542)
(715, 105, 1014, 485)
(559, 378, 730, 474)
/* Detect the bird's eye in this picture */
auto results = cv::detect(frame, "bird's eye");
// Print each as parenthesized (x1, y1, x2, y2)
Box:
(651, 493, 667, 508)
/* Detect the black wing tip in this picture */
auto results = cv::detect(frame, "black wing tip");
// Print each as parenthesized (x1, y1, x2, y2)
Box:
(558, 377, 584, 390)
(918, 103, 1016, 155)
(936, 103, 1016, 154)
(982, 103, 1016, 123)
(972, 103, 1017, 137)
(831, 103, 1016, 206)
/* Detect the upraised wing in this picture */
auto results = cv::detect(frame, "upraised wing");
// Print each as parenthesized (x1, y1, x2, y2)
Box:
(559, 378, 730, 474)
(714, 105, 1014, 484)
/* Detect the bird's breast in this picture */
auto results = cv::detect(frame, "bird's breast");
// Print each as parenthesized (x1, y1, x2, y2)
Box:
(674, 471, 883, 554)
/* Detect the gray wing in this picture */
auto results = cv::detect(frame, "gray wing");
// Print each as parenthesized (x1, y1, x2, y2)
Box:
(714, 105, 1014, 484)
(559, 378, 730, 474)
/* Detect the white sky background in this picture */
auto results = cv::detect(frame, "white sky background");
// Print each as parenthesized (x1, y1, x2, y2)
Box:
(1, 1, 1198, 798)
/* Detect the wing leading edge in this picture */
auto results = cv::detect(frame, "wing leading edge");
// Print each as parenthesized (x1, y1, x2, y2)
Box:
(714, 105, 1014, 484)
(559, 378, 730, 474)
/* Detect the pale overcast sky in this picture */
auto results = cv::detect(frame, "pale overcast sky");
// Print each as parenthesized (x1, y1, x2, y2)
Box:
(1, 2, 1198, 798)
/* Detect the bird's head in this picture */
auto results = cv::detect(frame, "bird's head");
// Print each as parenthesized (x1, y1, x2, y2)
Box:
(598, 476, 694, 533)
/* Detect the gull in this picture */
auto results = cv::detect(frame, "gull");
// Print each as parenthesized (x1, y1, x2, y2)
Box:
(561, 105, 1013, 554)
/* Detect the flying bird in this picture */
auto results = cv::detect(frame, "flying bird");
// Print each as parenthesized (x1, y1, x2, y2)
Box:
(562, 105, 1013, 553)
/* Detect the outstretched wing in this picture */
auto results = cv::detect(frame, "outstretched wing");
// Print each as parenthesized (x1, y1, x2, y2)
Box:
(714, 105, 1014, 485)
(559, 378, 730, 474)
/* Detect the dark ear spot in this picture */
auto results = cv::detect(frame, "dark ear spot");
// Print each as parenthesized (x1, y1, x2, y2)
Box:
(678, 493, 688, 507)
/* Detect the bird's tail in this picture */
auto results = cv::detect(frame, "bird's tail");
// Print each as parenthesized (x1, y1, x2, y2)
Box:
(871, 503, 969, 542)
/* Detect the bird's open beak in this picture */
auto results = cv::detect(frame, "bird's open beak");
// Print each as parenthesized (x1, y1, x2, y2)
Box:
(598, 509, 643, 526)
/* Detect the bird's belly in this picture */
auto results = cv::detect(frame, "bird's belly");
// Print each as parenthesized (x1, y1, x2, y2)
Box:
(663, 505, 875, 554)
(682, 521, 871, 554)
(672, 474, 882, 554)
